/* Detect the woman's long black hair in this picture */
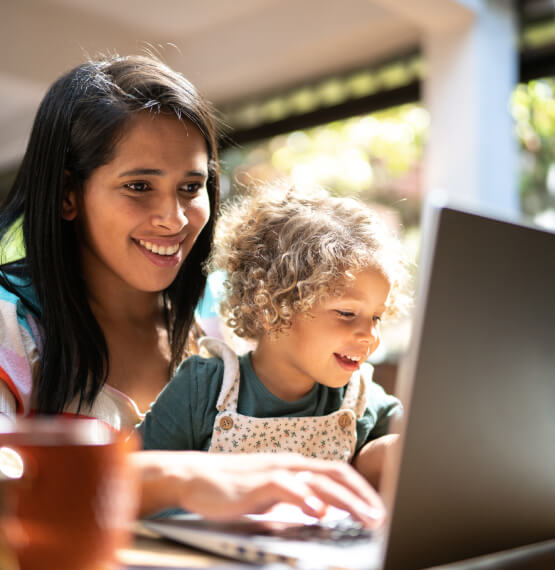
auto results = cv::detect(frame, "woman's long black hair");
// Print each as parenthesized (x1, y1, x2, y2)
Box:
(0, 55, 220, 414)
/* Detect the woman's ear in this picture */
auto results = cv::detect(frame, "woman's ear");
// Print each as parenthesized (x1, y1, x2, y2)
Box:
(61, 170, 78, 221)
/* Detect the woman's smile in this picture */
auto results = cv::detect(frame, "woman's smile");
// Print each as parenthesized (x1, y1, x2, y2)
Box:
(134, 237, 185, 267)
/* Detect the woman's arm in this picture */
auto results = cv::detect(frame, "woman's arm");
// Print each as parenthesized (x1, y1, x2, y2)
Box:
(131, 450, 385, 528)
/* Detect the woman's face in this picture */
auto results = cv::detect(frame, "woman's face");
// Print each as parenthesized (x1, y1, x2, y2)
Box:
(64, 113, 210, 295)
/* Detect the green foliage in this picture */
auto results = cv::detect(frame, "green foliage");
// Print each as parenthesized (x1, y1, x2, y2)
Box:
(221, 103, 428, 229)
(511, 78, 555, 219)
(222, 76, 555, 231)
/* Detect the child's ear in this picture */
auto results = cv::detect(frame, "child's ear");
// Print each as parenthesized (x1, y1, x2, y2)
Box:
(61, 170, 78, 221)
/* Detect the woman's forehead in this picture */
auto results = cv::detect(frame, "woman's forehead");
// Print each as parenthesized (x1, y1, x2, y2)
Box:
(106, 113, 208, 169)
(120, 112, 206, 147)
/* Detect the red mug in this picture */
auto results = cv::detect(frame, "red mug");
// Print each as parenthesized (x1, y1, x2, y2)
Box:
(0, 417, 139, 570)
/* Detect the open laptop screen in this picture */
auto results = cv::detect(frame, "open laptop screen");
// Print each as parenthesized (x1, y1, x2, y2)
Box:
(381, 201, 555, 569)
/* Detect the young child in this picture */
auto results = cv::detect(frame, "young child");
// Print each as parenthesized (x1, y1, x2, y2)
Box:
(139, 185, 411, 487)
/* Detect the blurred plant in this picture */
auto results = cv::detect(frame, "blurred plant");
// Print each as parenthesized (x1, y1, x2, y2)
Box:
(511, 78, 555, 228)
(222, 75, 555, 231)
(221, 103, 428, 230)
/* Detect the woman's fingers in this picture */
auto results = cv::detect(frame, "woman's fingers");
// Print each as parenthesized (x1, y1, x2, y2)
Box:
(237, 454, 382, 511)
(209, 453, 385, 525)
(236, 469, 383, 528)
(182, 460, 385, 528)
(303, 471, 385, 528)
(251, 463, 385, 527)
(216, 469, 328, 519)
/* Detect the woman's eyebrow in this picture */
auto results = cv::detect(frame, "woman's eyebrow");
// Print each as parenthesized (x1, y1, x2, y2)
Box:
(118, 168, 208, 178)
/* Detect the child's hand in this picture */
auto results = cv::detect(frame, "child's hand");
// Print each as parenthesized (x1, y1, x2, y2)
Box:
(132, 451, 385, 529)
(352, 434, 400, 489)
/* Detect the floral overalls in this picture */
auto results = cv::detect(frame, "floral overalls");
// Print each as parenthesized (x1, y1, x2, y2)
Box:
(202, 337, 370, 462)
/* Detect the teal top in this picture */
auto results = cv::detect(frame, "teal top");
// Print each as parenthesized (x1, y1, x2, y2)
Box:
(138, 352, 402, 454)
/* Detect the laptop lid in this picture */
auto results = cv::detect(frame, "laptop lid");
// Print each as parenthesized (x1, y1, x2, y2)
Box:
(380, 199, 555, 569)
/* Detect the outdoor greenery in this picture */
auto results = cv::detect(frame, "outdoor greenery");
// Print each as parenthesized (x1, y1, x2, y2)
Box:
(511, 77, 555, 228)
(221, 103, 427, 229)
(221, 77, 555, 234)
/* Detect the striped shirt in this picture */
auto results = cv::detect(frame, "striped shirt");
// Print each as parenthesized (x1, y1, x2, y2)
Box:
(0, 275, 142, 432)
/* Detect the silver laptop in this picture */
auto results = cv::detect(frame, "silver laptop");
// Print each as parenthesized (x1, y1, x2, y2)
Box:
(144, 198, 555, 569)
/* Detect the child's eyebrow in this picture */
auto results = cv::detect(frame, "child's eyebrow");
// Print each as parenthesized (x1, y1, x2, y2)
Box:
(335, 292, 364, 302)
(334, 293, 387, 310)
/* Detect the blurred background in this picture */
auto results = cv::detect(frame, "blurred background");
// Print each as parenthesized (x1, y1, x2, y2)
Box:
(1, 0, 554, 390)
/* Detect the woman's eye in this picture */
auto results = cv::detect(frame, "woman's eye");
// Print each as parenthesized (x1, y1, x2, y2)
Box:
(180, 182, 203, 194)
(124, 182, 150, 192)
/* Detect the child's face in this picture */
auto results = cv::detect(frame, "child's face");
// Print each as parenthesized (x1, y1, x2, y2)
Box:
(64, 113, 210, 296)
(256, 267, 390, 400)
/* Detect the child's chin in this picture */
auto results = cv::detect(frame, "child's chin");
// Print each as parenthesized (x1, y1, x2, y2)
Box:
(324, 376, 353, 389)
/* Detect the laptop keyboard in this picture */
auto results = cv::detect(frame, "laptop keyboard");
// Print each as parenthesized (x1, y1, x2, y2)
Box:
(259, 517, 373, 545)
(143, 515, 380, 569)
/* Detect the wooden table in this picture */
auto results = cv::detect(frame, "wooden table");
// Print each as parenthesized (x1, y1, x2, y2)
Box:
(117, 524, 259, 569)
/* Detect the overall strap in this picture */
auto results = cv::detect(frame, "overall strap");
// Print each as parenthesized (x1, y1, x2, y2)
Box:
(339, 362, 373, 419)
(199, 337, 241, 412)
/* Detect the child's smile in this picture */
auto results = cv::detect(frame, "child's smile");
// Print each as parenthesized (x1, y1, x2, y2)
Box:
(334, 352, 365, 372)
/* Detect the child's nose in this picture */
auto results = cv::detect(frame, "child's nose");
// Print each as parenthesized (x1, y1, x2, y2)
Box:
(355, 319, 380, 348)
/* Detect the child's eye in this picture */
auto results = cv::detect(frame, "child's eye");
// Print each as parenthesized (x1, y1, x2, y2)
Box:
(124, 182, 150, 193)
(336, 310, 355, 318)
(373, 315, 382, 323)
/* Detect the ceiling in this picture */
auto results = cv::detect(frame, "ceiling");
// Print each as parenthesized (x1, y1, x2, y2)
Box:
(1, 0, 477, 170)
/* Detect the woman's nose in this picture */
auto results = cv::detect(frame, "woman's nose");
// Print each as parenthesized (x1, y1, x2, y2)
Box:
(152, 194, 188, 232)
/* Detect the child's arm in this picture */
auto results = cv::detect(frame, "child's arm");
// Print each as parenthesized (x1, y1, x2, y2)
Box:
(351, 433, 399, 490)
(137, 355, 221, 451)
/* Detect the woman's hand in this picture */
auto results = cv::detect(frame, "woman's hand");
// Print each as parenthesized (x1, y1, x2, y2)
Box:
(131, 451, 385, 528)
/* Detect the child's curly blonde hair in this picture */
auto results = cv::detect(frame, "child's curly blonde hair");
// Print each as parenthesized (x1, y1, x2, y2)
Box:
(208, 184, 412, 340)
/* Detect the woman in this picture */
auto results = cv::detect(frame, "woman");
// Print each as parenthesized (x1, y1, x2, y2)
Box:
(0, 54, 383, 525)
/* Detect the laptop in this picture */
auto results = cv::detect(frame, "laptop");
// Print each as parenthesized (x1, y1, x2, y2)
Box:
(144, 198, 555, 569)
